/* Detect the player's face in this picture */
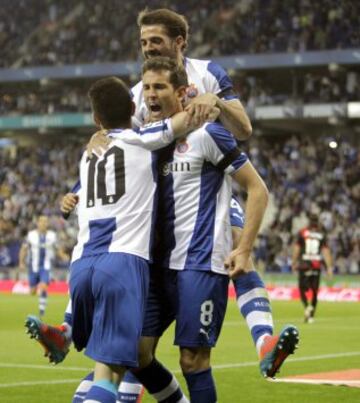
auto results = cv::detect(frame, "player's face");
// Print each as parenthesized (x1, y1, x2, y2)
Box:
(140, 25, 181, 60)
(37, 216, 49, 232)
(143, 70, 184, 121)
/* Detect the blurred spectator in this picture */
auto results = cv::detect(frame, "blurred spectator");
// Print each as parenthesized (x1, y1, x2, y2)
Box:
(0, 143, 82, 273)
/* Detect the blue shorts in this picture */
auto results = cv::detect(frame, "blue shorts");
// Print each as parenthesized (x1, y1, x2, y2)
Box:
(142, 267, 229, 347)
(28, 268, 50, 287)
(69, 252, 149, 367)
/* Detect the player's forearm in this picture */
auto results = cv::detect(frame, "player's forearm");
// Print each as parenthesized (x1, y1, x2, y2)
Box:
(291, 246, 300, 271)
(231, 227, 255, 270)
(18, 248, 27, 269)
(170, 111, 193, 137)
(234, 184, 268, 257)
(322, 248, 334, 272)
(131, 112, 203, 150)
(216, 99, 252, 140)
(124, 119, 175, 150)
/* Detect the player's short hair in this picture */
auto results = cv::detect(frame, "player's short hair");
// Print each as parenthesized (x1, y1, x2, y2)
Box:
(88, 77, 132, 128)
(142, 56, 188, 89)
(138, 8, 189, 51)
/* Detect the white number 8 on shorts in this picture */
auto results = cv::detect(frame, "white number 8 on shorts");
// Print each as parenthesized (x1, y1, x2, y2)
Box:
(200, 300, 214, 326)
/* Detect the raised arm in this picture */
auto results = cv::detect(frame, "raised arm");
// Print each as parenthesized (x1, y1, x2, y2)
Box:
(121, 107, 220, 151)
(185, 94, 252, 141)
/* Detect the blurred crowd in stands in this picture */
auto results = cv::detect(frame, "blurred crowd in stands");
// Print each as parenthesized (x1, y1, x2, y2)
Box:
(0, 135, 359, 276)
(1, 68, 359, 116)
(0, 0, 359, 68)
(0, 143, 81, 275)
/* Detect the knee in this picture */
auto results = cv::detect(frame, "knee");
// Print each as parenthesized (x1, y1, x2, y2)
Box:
(180, 347, 210, 374)
(137, 348, 153, 369)
(137, 337, 158, 369)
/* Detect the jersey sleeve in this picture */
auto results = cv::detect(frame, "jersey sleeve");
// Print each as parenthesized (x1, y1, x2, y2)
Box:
(230, 196, 245, 228)
(202, 122, 248, 174)
(118, 119, 174, 151)
(206, 61, 239, 101)
(130, 81, 147, 128)
(71, 180, 81, 195)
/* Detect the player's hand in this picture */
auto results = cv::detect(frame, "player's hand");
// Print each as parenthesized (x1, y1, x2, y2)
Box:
(86, 129, 110, 157)
(60, 193, 79, 214)
(207, 106, 221, 122)
(224, 248, 252, 279)
(184, 93, 218, 127)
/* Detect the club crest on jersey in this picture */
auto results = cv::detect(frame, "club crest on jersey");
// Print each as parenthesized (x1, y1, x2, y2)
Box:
(186, 84, 198, 99)
(176, 140, 189, 154)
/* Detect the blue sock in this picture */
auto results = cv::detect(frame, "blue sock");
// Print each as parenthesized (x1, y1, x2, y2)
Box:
(233, 271, 273, 351)
(183, 368, 216, 403)
(132, 359, 187, 402)
(118, 371, 143, 402)
(73, 372, 94, 402)
(64, 312, 73, 327)
(84, 379, 117, 403)
(73, 371, 144, 403)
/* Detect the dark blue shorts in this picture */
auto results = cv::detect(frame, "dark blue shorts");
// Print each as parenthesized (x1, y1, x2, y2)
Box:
(142, 267, 229, 347)
(28, 268, 50, 287)
(69, 252, 149, 367)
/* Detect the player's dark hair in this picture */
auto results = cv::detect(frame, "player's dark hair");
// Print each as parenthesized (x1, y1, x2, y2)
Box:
(88, 77, 132, 129)
(138, 8, 189, 51)
(142, 56, 188, 89)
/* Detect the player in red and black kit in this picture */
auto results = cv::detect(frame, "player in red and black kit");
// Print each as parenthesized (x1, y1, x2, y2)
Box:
(292, 214, 334, 323)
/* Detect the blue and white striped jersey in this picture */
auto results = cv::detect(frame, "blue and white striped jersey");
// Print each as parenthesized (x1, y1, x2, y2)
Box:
(71, 121, 174, 263)
(131, 57, 238, 127)
(153, 122, 248, 275)
(230, 196, 245, 229)
(26, 230, 57, 272)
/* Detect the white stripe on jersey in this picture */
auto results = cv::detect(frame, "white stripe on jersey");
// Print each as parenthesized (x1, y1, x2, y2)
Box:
(154, 122, 248, 275)
(131, 57, 237, 127)
(71, 123, 174, 263)
(26, 230, 57, 272)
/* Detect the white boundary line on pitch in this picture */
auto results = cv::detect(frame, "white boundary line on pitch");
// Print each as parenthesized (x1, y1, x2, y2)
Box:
(270, 378, 360, 386)
(0, 351, 360, 388)
(224, 316, 360, 326)
(0, 379, 79, 388)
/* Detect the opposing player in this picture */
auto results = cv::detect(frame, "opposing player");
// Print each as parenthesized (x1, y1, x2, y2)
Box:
(19, 215, 69, 317)
(292, 213, 334, 323)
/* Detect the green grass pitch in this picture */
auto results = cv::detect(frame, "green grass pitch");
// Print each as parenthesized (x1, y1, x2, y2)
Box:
(0, 294, 359, 402)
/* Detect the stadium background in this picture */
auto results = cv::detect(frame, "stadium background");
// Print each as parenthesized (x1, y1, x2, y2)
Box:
(0, 0, 359, 402)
